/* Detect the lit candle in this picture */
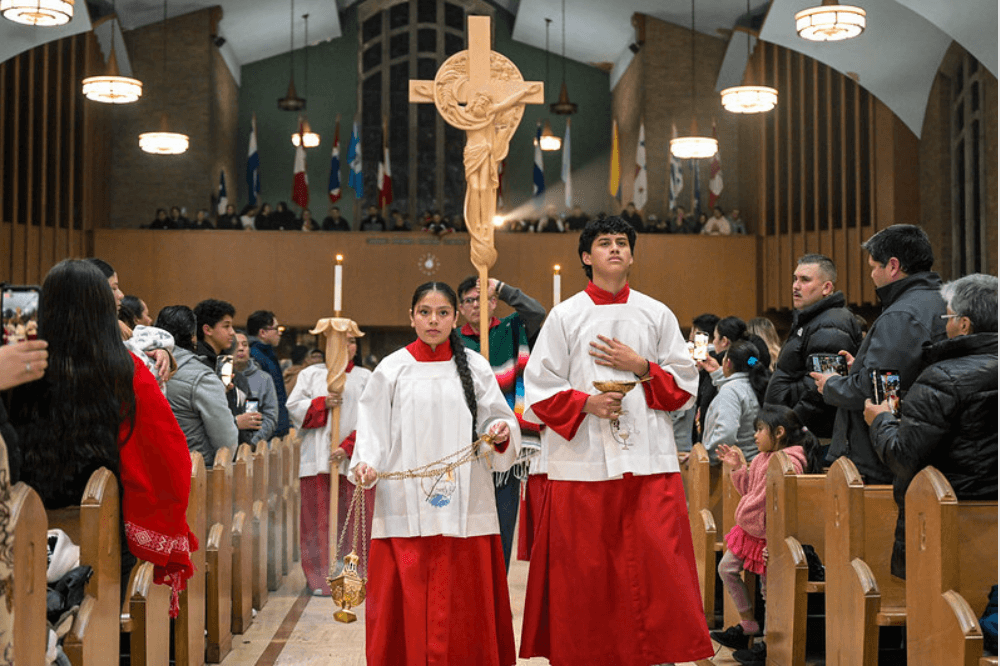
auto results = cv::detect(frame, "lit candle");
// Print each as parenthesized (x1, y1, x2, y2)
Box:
(334, 254, 344, 314)
(553, 265, 561, 306)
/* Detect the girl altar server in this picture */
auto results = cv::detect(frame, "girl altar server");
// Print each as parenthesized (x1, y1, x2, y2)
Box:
(351, 282, 521, 666)
(287, 333, 372, 596)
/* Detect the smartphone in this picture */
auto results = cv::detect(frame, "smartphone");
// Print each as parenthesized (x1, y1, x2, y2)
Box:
(1, 284, 41, 345)
(245, 399, 259, 414)
(692, 332, 709, 361)
(808, 353, 848, 376)
(871, 369, 901, 417)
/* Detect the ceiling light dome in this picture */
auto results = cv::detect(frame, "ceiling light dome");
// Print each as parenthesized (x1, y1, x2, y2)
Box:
(795, 1, 866, 42)
(139, 131, 189, 155)
(721, 85, 778, 114)
(670, 135, 718, 160)
(1, 0, 73, 26)
(82, 48, 142, 104)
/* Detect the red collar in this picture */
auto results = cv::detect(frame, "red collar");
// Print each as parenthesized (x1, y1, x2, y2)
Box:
(460, 317, 501, 337)
(585, 281, 630, 305)
(346, 361, 355, 372)
(406, 338, 454, 362)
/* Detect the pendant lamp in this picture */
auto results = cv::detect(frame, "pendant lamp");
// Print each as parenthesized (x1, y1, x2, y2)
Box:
(539, 18, 561, 151)
(550, 0, 576, 115)
(795, 0, 866, 42)
(671, 0, 717, 159)
(291, 13, 320, 147)
(720, 0, 777, 114)
(139, 0, 188, 155)
(278, 0, 305, 111)
(83, 11, 142, 104)
(0, 0, 73, 26)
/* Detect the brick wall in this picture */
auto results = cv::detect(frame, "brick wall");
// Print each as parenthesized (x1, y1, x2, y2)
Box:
(612, 14, 740, 220)
(108, 8, 238, 228)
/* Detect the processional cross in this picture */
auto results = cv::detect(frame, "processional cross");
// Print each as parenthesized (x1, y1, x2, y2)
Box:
(410, 15, 544, 357)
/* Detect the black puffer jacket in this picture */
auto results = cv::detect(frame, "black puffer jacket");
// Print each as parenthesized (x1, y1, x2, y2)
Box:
(765, 292, 862, 438)
(868, 332, 998, 578)
(824, 272, 947, 483)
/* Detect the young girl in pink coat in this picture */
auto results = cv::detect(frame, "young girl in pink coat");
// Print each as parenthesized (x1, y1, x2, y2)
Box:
(710, 405, 821, 650)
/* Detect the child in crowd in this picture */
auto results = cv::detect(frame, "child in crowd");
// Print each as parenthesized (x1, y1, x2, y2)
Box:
(351, 282, 521, 665)
(710, 405, 820, 651)
(702, 336, 772, 463)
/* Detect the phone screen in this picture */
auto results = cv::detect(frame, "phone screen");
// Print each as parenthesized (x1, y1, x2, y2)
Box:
(2, 285, 41, 345)
(245, 399, 259, 414)
(871, 369, 901, 416)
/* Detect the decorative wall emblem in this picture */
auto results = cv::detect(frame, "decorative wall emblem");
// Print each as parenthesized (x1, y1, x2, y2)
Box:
(418, 253, 440, 275)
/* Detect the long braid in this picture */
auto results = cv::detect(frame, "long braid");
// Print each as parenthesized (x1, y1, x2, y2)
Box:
(449, 328, 478, 439)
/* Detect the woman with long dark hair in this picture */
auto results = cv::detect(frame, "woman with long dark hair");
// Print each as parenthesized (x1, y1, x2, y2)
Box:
(351, 281, 521, 665)
(7, 259, 196, 613)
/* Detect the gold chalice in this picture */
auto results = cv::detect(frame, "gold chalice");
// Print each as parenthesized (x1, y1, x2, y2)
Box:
(593, 379, 648, 449)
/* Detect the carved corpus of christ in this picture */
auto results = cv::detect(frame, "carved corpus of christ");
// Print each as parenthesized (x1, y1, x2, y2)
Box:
(409, 15, 544, 357)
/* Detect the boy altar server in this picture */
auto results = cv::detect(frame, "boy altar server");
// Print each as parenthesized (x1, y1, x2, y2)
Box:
(520, 217, 714, 665)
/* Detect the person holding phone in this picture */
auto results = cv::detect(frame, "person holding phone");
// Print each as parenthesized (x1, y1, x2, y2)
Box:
(233, 330, 277, 445)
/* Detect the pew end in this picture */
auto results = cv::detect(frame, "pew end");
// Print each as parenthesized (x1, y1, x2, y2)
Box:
(121, 561, 171, 666)
(9, 482, 48, 666)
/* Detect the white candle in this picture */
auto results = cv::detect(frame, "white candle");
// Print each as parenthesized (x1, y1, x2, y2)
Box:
(553, 265, 561, 306)
(334, 254, 343, 313)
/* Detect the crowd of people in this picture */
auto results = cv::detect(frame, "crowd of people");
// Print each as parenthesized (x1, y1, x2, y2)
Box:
(501, 202, 748, 236)
(1, 220, 994, 666)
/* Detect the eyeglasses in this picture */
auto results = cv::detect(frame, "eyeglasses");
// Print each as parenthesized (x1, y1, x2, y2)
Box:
(940, 313, 961, 320)
(261, 326, 280, 332)
(460, 295, 496, 306)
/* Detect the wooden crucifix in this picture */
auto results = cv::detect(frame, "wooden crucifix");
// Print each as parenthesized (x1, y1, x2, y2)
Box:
(410, 15, 544, 358)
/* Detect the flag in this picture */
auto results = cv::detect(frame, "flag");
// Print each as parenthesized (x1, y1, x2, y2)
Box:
(562, 119, 572, 209)
(328, 118, 341, 204)
(692, 160, 701, 216)
(497, 159, 505, 209)
(633, 121, 648, 211)
(708, 121, 723, 210)
(377, 146, 393, 208)
(609, 119, 621, 201)
(669, 123, 684, 212)
(292, 119, 309, 209)
(217, 170, 228, 215)
(533, 122, 545, 198)
(246, 114, 260, 205)
(348, 120, 363, 198)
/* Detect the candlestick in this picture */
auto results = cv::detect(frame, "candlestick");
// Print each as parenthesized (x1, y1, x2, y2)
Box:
(553, 264, 561, 306)
(335, 254, 344, 314)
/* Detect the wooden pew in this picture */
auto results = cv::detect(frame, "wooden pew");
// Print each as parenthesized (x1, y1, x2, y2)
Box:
(282, 435, 297, 570)
(686, 443, 723, 627)
(289, 432, 301, 563)
(231, 444, 254, 634)
(121, 561, 171, 666)
(765, 451, 827, 666)
(267, 439, 286, 589)
(906, 466, 999, 666)
(47, 468, 121, 666)
(205, 447, 233, 663)
(825, 456, 904, 666)
(176, 452, 206, 666)
(7, 480, 48, 666)
(721, 447, 758, 631)
(251, 441, 270, 610)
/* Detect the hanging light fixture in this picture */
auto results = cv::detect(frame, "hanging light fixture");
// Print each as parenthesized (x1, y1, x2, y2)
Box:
(671, 0, 717, 159)
(278, 0, 305, 111)
(0, 0, 73, 26)
(550, 0, 576, 115)
(139, 0, 188, 155)
(720, 0, 777, 114)
(291, 13, 320, 147)
(539, 18, 561, 151)
(795, 0, 866, 42)
(82, 11, 142, 104)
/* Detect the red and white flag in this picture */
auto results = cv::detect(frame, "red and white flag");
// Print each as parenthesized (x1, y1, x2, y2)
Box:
(709, 121, 723, 210)
(292, 118, 309, 209)
(377, 145, 393, 209)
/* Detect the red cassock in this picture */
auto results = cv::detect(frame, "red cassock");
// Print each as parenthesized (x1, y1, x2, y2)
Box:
(518, 282, 714, 665)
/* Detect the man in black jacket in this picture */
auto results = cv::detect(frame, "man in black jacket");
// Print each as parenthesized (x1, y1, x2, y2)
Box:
(812, 225, 947, 483)
(765, 254, 862, 439)
(863, 273, 998, 578)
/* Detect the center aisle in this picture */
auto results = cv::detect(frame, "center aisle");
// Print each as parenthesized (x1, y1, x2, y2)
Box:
(218, 547, 743, 665)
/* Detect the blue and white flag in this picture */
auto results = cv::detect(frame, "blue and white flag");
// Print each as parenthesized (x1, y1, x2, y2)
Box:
(348, 120, 363, 198)
(246, 114, 260, 206)
(561, 119, 572, 209)
(533, 122, 545, 198)
(633, 121, 648, 211)
(329, 118, 341, 204)
(217, 170, 228, 214)
(669, 123, 684, 212)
